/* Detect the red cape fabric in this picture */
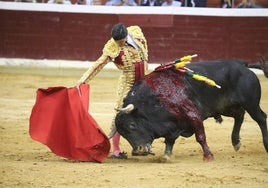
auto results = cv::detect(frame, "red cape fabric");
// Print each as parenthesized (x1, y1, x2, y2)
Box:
(29, 84, 110, 162)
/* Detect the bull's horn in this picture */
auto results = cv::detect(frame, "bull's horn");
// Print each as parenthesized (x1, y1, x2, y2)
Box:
(115, 104, 134, 114)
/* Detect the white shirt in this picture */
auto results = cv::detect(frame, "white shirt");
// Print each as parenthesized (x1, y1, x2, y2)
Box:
(126, 35, 139, 50)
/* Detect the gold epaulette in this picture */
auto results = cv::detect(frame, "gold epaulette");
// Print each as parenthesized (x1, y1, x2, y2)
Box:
(127, 26, 148, 61)
(103, 39, 120, 59)
(127, 26, 145, 39)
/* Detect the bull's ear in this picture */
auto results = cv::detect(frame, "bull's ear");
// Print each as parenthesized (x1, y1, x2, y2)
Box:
(129, 122, 136, 130)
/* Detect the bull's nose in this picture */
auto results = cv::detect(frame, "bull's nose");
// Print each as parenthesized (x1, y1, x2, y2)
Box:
(132, 146, 148, 156)
(138, 146, 144, 151)
(132, 144, 154, 156)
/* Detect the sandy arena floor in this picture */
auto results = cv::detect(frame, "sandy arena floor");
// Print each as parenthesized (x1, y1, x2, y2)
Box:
(0, 66, 267, 188)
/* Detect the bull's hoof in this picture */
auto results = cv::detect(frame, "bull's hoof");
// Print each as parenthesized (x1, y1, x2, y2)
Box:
(214, 115, 223, 124)
(132, 151, 149, 156)
(158, 155, 171, 163)
(263, 139, 268, 152)
(132, 144, 153, 156)
(233, 142, 241, 151)
(203, 154, 214, 162)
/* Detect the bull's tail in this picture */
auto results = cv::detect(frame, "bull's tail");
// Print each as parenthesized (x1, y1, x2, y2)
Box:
(247, 57, 268, 78)
(248, 64, 262, 69)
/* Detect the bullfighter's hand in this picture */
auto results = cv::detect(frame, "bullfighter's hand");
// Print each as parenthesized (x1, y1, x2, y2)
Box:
(107, 125, 117, 139)
(76, 81, 83, 97)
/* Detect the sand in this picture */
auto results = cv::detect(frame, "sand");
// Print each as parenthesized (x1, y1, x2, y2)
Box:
(0, 67, 267, 188)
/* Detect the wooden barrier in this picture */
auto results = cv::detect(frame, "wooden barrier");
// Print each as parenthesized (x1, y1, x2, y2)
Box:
(0, 3, 268, 63)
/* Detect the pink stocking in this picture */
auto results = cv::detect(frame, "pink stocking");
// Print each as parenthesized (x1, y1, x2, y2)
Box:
(112, 132, 121, 155)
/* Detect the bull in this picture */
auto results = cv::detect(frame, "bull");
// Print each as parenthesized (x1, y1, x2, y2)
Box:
(115, 60, 268, 161)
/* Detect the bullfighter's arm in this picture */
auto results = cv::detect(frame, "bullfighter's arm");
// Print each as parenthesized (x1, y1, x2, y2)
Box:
(77, 54, 110, 84)
(78, 38, 123, 84)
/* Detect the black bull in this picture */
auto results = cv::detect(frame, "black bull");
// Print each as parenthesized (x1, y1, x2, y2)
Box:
(115, 60, 268, 161)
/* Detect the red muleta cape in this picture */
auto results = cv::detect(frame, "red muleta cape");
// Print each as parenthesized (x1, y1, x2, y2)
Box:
(29, 84, 110, 162)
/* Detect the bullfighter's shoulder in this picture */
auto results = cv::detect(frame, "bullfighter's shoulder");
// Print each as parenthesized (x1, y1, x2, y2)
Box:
(103, 38, 120, 59)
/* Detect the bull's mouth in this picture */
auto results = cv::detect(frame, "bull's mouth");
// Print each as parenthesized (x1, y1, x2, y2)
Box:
(132, 144, 155, 156)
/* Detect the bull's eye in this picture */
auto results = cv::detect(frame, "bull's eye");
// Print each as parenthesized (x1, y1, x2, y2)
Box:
(131, 91, 135, 96)
(154, 104, 161, 108)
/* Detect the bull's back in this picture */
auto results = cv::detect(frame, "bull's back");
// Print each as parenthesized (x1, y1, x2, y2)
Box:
(186, 60, 247, 81)
(184, 60, 261, 117)
(186, 60, 259, 91)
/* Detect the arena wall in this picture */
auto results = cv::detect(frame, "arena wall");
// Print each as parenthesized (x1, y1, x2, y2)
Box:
(0, 2, 268, 64)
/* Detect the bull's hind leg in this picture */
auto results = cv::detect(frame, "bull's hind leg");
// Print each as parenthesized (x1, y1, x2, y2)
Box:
(229, 107, 246, 151)
(240, 74, 268, 152)
(247, 107, 268, 152)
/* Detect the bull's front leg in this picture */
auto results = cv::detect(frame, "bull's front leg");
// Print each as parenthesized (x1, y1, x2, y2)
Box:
(182, 101, 214, 161)
(159, 138, 175, 162)
(191, 118, 214, 162)
(164, 138, 175, 157)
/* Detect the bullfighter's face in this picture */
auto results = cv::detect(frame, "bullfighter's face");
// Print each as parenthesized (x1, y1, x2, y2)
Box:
(115, 37, 127, 47)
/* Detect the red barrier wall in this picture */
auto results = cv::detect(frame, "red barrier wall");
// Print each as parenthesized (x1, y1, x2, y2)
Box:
(1, 6, 268, 63)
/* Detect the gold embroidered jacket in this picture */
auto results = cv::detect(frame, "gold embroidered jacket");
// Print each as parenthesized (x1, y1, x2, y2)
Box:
(78, 25, 148, 109)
